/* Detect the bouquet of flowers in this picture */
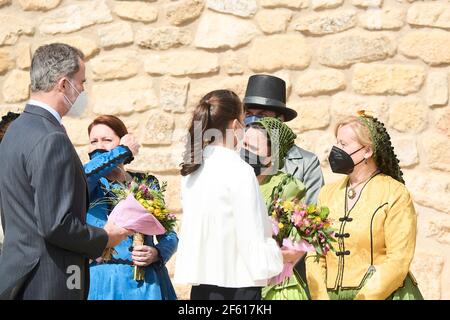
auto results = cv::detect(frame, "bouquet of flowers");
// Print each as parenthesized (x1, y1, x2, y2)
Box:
(268, 198, 336, 285)
(101, 175, 177, 281)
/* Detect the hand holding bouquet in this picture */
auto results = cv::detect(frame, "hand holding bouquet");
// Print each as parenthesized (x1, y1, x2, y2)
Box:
(269, 198, 336, 285)
(100, 175, 177, 281)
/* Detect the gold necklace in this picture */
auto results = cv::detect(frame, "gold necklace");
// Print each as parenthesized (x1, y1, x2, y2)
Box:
(347, 170, 380, 199)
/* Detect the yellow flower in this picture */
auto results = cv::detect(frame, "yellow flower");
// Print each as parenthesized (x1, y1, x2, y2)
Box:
(154, 199, 162, 207)
(282, 201, 294, 211)
(314, 217, 322, 224)
(271, 210, 277, 217)
(278, 222, 284, 229)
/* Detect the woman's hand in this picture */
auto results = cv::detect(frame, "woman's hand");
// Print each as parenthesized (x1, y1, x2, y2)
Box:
(131, 245, 159, 267)
(120, 134, 141, 156)
(281, 249, 305, 265)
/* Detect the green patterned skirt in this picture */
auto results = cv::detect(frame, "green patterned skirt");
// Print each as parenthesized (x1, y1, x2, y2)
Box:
(262, 269, 309, 300)
(327, 272, 424, 300)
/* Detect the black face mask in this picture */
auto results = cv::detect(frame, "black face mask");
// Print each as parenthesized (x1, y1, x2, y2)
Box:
(328, 146, 365, 175)
(240, 148, 270, 176)
(88, 148, 109, 160)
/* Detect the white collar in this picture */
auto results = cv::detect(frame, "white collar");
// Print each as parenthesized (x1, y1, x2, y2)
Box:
(28, 99, 62, 125)
(203, 144, 239, 158)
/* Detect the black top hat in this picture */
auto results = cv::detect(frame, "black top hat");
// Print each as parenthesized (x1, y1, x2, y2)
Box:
(243, 74, 297, 122)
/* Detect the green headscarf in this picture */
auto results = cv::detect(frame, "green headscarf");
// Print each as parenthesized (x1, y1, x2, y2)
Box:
(253, 117, 296, 169)
(357, 111, 405, 184)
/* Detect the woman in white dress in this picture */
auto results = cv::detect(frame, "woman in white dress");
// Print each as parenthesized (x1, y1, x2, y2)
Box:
(174, 90, 284, 300)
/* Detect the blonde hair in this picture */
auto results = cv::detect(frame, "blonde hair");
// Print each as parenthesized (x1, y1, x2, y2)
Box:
(335, 116, 373, 150)
(336, 114, 405, 184)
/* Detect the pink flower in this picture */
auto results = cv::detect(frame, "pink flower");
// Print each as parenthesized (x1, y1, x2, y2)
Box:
(168, 214, 177, 220)
(291, 211, 304, 227)
(139, 184, 149, 195)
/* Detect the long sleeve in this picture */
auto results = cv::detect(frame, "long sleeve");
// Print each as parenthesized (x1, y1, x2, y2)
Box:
(27, 132, 108, 259)
(284, 146, 324, 205)
(231, 168, 283, 282)
(301, 155, 324, 205)
(83, 145, 133, 195)
(305, 187, 330, 300)
(144, 176, 178, 265)
(355, 185, 417, 300)
(155, 231, 178, 265)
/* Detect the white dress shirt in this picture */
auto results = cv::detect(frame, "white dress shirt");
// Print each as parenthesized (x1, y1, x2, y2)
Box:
(28, 99, 62, 125)
(174, 145, 283, 288)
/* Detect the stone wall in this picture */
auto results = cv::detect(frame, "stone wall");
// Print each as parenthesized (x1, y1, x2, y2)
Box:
(0, 0, 449, 299)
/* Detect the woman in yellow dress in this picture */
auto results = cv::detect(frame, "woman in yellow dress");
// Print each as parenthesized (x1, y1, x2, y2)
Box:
(306, 111, 423, 300)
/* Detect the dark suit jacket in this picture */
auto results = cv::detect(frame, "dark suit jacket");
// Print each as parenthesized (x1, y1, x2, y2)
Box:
(0, 104, 108, 300)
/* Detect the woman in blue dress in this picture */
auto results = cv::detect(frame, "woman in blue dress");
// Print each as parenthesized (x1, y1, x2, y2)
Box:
(83, 115, 178, 300)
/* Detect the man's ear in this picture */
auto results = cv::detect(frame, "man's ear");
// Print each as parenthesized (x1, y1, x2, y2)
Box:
(56, 77, 67, 93)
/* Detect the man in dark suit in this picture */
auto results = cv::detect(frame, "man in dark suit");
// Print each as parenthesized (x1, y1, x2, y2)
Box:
(0, 112, 20, 255)
(0, 43, 131, 300)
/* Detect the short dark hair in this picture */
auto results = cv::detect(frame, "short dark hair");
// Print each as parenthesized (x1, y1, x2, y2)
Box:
(88, 115, 128, 139)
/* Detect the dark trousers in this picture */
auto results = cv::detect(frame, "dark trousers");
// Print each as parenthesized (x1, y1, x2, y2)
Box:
(190, 284, 262, 300)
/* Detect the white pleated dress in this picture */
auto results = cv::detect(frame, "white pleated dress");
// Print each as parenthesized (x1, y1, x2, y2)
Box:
(174, 145, 283, 288)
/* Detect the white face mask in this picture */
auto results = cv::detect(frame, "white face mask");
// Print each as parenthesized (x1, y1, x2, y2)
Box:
(63, 79, 88, 117)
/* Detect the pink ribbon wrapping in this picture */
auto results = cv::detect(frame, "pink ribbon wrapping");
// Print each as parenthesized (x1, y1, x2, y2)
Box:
(268, 238, 315, 285)
(108, 194, 166, 236)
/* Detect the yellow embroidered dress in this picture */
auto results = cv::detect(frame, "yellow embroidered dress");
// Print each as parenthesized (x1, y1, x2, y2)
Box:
(306, 173, 423, 300)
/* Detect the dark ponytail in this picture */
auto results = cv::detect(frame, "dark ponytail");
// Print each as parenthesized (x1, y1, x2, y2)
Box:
(180, 90, 243, 176)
